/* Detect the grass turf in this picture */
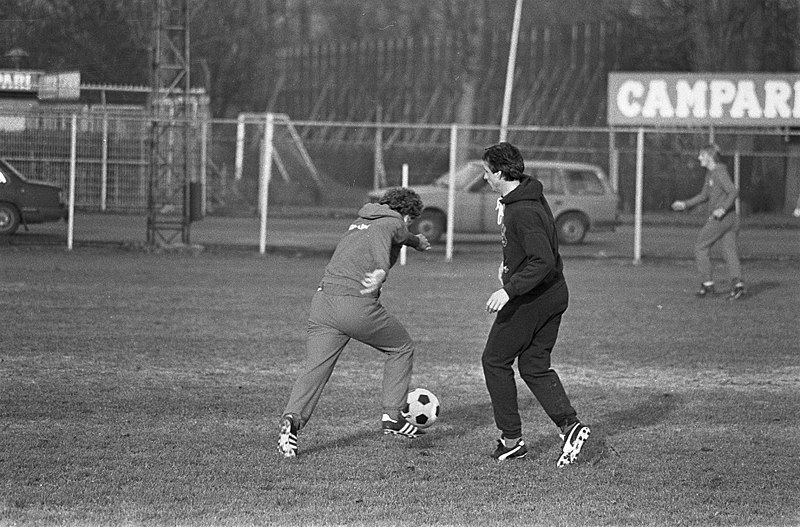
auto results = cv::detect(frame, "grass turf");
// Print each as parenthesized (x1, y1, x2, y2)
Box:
(1, 248, 799, 526)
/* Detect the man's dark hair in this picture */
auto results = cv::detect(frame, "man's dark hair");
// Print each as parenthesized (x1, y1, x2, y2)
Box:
(378, 187, 423, 219)
(700, 143, 721, 161)
(483, 142, 525, 181)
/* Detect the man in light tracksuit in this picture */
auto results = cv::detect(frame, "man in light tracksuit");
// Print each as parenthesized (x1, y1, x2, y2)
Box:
(672, 144, 745, 300)
(278, 188, 431, 458)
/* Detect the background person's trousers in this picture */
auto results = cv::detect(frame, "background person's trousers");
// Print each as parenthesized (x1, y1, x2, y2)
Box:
(694, 213, 741, 283)
(283, 289, 414, 429)
(482, 281, 576, 439)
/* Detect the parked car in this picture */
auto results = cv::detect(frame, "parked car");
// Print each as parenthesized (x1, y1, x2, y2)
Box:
(0, 159, 67, 235)
(368, 159, 619, 244)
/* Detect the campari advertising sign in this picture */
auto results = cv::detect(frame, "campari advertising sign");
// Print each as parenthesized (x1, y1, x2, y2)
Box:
(608, 72, 800, 127)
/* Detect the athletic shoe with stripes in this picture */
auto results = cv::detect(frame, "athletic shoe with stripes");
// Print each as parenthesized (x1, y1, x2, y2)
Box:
(492, 438, 528, 461)
(381, 414, 425, 438)
(277, 414, 299, 458)
(557, 422, 591, 467)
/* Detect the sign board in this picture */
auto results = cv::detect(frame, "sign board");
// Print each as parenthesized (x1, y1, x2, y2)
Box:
(38, 71, 81, 100)
(0, 70, 39, 92)
(608, 72, 800, 127)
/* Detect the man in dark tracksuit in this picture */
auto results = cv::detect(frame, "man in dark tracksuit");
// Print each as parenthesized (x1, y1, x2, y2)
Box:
(278, 188, 431, 458)
(481, 142, 590, 466)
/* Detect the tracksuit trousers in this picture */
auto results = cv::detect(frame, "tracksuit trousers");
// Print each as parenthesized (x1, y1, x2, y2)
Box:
(283, 288, 414, 429)
(482, 280, 576, 439)
(694, 213, 741, 284)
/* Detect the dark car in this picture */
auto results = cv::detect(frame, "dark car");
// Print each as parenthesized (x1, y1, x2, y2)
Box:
(0, 159, 67, 235)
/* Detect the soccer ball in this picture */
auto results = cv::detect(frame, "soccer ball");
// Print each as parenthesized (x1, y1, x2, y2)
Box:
(401, 388, 440, 428)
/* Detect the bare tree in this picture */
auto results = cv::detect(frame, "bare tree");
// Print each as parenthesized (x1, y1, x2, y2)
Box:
(615, 0, 797, 71)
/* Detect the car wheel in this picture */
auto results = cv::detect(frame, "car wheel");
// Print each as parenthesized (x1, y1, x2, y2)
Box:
(410, 210, 445, 243)
(556, 212, 588, 244)
(0, 202, 20, 235)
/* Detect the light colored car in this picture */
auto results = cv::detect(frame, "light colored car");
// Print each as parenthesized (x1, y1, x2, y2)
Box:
(368, 159, 619, 244)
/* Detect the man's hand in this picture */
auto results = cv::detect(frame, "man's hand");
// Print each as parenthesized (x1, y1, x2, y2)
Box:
(415, 234, 431, 251)
(486, 288, 510, 314)
(793, 207, 800, 218)
(360, 269, 387, 295)
(711, 207, 726, 220)
(671, 200, 686, 212)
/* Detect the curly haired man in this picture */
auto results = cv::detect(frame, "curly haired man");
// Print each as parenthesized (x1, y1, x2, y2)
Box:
(278, 188, 431, 458)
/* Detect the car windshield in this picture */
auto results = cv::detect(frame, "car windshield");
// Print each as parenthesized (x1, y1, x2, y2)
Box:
(564, 170, 605, 195)
(434, 161, 484, 190)
(530, 168, 564, 193)
(0, 160, 28, 183)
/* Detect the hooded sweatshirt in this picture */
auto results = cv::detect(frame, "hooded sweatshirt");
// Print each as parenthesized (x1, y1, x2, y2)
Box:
(320, 203, 420, 297)
(499, 176, 564, 299)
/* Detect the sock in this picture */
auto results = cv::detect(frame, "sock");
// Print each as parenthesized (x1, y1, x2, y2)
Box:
(502, 436, 521, 448)
(560, 422, 578, 435)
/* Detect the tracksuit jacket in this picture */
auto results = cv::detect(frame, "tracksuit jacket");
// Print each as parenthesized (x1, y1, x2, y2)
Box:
(320, 203, 421, 297)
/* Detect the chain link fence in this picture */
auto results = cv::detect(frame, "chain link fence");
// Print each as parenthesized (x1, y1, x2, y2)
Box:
(2, 110, 799, 218)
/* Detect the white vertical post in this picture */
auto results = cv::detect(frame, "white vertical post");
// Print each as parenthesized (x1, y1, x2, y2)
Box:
(67, 114, 77, 250)
(608, 130, 619, 192)
(374, 108, 385, 190)
(446, 124, 457, 262)
(100, 112, 108, 211)
(400, 163, 409, 266)
(259, 113, 274, 255)
(499, 0, 523, 143)
(633, 128, 644, 265)
(235, 114, 245, 181)
(200, 119, 208, 217)
(733, 150, 741, 214)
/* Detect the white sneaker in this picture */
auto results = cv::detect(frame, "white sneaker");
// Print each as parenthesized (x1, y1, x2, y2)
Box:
(557, 423, 590, 467)
(277, 415, 298, 458)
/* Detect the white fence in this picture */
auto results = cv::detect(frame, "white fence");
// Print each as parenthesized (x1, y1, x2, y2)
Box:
(2, 110, 799, 259)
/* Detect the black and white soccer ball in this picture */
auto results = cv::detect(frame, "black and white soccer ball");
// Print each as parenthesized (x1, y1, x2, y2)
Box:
(401, 388, 440, 428)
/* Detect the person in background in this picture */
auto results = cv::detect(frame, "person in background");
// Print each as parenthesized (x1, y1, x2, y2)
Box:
(671, 143, 745, 300)
(277, 188, 431, 458)
(480, 142, 590, 466)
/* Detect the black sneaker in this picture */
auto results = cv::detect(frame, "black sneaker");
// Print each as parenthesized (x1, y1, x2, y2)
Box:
(381, 414, 425, 438)
(491, 438, 528, 461)
(277, 414, 299, 458)
(728, 283, 745, 300)
(557, 423, 590, 467)
(695, 283, 715, 297)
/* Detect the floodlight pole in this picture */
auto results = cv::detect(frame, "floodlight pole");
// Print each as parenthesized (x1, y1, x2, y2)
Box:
(499, 0, 523, 143)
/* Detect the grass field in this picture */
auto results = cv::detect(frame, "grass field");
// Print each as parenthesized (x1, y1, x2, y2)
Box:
(2, 247, 799, 526)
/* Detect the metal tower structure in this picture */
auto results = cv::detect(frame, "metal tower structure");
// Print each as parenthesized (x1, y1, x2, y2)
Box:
(147, 0, 192, 245)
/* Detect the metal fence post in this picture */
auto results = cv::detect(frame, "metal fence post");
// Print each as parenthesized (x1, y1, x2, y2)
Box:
(259, 113, 274, 255)
(200, 118, 208, 217)
(633, 127, 644, 265)
(100, 111, 108, 211)
(446, 124, 457, 262)
(67, 114, 77, 250)
(733, 149, 741, 214)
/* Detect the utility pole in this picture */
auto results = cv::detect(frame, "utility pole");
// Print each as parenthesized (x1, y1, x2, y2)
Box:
(499, 0, 523, 143)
